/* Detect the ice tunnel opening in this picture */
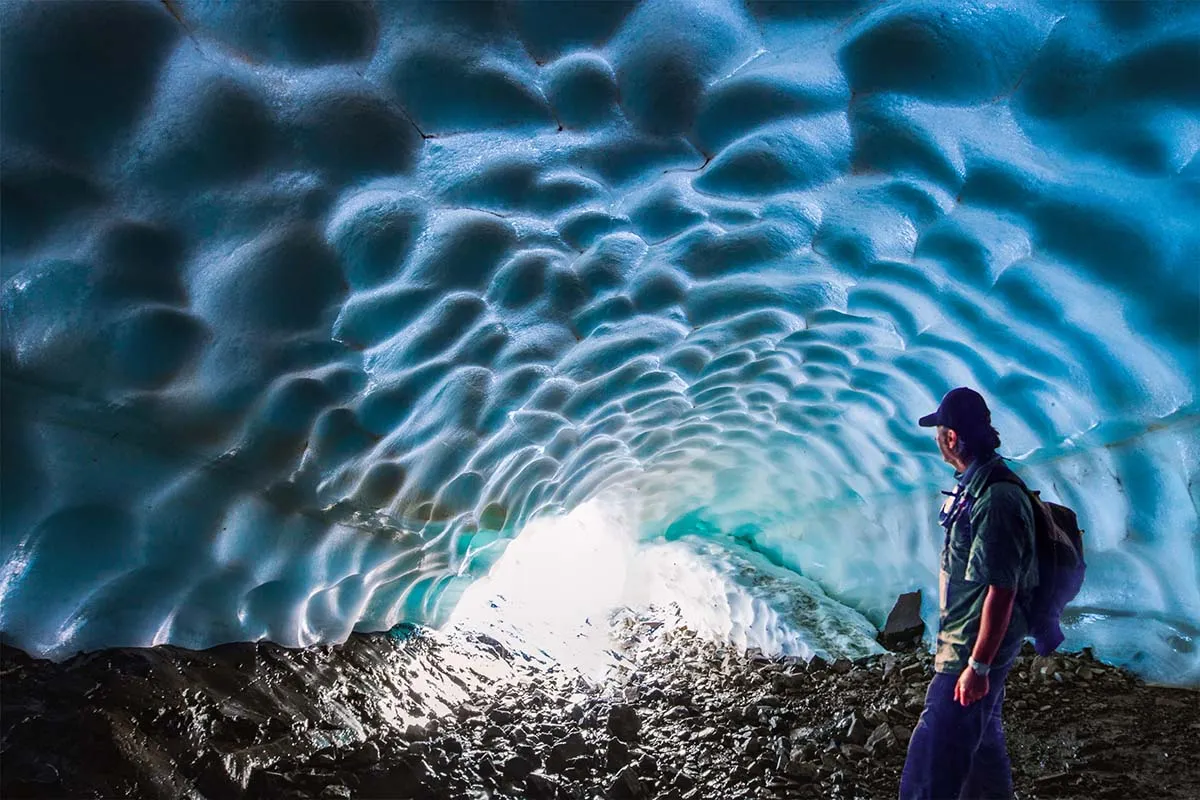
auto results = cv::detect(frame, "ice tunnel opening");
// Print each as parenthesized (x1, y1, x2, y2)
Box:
(450, 496, 647, 677)
(447, 492, 884, 678)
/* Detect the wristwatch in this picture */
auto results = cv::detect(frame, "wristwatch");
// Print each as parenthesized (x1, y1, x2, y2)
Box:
(968, 657, 991, 677)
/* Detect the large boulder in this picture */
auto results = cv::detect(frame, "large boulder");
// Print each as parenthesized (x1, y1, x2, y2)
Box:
(878, 591, 925, 651)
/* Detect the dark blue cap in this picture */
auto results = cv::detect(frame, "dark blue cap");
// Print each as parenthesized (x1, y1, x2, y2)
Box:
(918, 387, 992, 431)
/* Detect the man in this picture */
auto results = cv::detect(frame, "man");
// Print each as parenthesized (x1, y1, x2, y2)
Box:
(900, 387, 1039, 800)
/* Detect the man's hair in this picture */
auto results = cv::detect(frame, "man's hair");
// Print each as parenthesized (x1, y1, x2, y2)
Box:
(952, 424, 1002, 461)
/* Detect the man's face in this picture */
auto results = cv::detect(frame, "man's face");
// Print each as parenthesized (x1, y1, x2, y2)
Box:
(936, 425, 957, 465)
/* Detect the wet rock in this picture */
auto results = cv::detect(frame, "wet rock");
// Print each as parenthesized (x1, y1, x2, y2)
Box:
(356, 758, 427, 799)
(346, 739, 380, 767)
(878, 591, 926, 652)
(526, 770, 560, 798)
(840, 742, 870, 760)
(563, 754, 595, 780)
(1033, 656, 1061, 679)
(831, 657, 854, 675)
(455, 703, 482, 722)
(842, 714, 870, 745)
(673, 769, 697, 790)
(310, 748, 338, 767)
(244, 769, 295, 797)
(608, 704, 641, 742)
(866, 722, 897, 756)
(319, 786, 352, 800)
(503, 753, 536, 781)
(3, 614, 1198, 800)
(547, 730, 588, 773)
(740, 736, 765, 757)
(489, 707, 514, 725)
(771, 671, 806, 693)
(607, 737, 632, 771)
(747, 648, 771, 666)
(785, 757, 819, 781)
(608, 765, 646, 799)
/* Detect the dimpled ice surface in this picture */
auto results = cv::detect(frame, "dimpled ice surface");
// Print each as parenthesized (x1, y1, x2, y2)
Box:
(1, 0, 1197, 684)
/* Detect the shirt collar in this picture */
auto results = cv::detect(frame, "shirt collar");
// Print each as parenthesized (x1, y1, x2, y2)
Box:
(957, 452, 1001, 493)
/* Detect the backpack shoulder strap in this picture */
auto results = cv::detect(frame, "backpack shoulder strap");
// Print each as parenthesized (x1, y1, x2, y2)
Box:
(976, 462, 1041, 521)
(979, 460, 1028, 494)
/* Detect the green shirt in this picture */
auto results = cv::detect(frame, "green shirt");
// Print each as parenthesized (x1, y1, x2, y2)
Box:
(934, 455, 1039, 674)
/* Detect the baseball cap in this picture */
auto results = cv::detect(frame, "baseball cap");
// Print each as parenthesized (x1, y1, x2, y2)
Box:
(918, 387, 992, 431)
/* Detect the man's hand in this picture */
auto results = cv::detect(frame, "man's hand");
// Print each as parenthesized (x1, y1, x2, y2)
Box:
(954, 666, 989, 706)
(956, 584, 1013, 707)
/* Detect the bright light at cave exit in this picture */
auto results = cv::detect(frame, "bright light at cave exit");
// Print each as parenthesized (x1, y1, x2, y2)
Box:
(448, 492, 800, 677)
(450, 496, 646, 676)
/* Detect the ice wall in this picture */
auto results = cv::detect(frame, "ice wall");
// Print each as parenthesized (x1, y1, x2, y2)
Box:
(1, 1, 1197, 682)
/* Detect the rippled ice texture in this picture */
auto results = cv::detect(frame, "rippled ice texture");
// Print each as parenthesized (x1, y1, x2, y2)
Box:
(1, 1, 1197, 682)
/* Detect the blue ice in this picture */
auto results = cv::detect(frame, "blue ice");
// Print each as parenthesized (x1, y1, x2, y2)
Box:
(0, 0, 1197, 684)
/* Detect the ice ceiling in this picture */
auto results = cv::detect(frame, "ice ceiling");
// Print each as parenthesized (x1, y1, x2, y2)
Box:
(1, 0, 1197, 682)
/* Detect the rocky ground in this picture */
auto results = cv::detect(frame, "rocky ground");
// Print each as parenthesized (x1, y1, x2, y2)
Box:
(3, 613, 1199, 800)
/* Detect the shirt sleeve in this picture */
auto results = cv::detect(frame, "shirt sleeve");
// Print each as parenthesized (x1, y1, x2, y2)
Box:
(965, 482, 1032, 587)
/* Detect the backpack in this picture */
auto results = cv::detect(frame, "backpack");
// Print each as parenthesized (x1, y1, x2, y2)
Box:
(986, 470, 1086, 656)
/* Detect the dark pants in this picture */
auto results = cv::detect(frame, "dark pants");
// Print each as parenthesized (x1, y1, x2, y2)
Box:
(899, 665, 1013, 800)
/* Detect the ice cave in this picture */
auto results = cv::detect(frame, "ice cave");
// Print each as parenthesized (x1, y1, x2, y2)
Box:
(1, 1, 1198, 796)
